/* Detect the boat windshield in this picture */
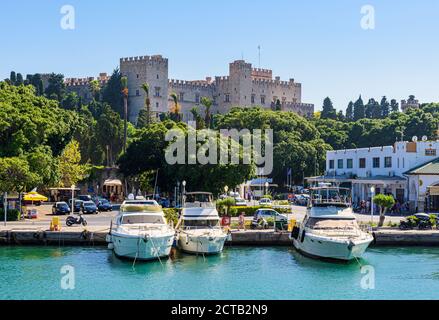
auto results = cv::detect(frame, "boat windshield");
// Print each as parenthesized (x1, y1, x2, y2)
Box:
(305, 217, 358, 230)
(310, 187, 350, 206)
(184, 193, 214, 208)
(121, 214, 165, 225)
(182, 219, 220, 228)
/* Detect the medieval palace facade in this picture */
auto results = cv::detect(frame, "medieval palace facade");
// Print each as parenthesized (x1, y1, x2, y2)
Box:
(65, 54, 314, 122)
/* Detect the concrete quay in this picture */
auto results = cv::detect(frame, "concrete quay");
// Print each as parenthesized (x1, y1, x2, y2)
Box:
(1, 228, 439, 247)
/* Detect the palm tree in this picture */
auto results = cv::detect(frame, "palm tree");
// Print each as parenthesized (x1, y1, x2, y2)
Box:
(121, 77, 128, 153)
(88, 79, 101, 101)
(201, 97, 212, 128)
(141, 83, 151, 126)
(170, 92, 181, 122)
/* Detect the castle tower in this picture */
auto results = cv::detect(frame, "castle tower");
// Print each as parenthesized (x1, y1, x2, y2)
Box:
(120, 55, 169, 122)
(228, 60, 252, 108)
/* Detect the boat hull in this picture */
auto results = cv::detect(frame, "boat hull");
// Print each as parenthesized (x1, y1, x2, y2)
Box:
(292, 231, 373, 261)
(177, 233, 227, 254)
(110, 233, 174, 261)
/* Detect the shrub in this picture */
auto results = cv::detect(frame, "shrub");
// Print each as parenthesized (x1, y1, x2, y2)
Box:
(262, 194, 272, 200)
(429, 214, 437, 227)
(163, 208, 178, 226)
(0, 209, 21, 221)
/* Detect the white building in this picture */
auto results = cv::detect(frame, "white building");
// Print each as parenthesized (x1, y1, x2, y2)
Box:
(308, 138, 439, 213)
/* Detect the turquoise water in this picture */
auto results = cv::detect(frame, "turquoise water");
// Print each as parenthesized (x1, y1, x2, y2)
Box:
(1, 245, 439, 300)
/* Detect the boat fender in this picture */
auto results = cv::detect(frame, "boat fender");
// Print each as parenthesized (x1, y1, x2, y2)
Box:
(300, 230, 306, 243)
(107, 243, 114, 250)
(143, 235, 149, 243)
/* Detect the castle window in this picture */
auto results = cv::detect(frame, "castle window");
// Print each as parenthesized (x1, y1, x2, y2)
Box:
(251, 94, 255, 104)
(329, 160, 334, 169)
(195, 94, 200, 104)
(359, 158, 366, 169)
(154, 87, 161, 97)
(261, 96, 265, 105)
(373, 157, 380, 168)
(385, 157, 392, 168)
(157, 74, 159, 79)
(225, 94, 230, 103)
(136, 74, 139, 79)
(179, 92, 184, 102)
(136, 90, 140, 96)
(156, 102, 159, 109)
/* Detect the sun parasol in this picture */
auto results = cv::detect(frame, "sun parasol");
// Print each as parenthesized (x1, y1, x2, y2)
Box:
(23, 192, 48, 202)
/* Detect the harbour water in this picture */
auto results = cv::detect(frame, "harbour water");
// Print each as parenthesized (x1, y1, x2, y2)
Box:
(1, 246, 439, 300)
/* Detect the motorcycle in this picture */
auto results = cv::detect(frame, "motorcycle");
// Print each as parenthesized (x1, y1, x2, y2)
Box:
(250, 217, 269, 230)
(66, 214, 87, 227)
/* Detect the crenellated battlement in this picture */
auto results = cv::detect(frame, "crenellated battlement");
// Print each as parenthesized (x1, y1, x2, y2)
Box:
(252, 78, 301, 88)
(169, 79, 215, 89)
(65, 74, 109, 87)
(120, 55, 168, 65)
(282, 102, 314, 116)
(251, 68, 272, 80)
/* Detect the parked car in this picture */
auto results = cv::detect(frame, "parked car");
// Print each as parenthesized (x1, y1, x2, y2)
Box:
(68, 199, 84, 213)
(294, 194, 310, 206)
(78, 195, 92, 202)
(52, 202, 71, 215)
(259, 198, 273, 206)
(81, 201, 98, 214)
(254, 208, 287, 222)
(97, 199, 113, 212)
(234, 197, 247, 206)
(399, 213, 438, 230)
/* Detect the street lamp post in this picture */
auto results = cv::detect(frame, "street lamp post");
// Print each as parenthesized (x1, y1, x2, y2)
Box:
(3, 192, 7, 226)
(370, 186, 375, 226)
(71, 185, 76, 215)
(182, 180, 186, 207)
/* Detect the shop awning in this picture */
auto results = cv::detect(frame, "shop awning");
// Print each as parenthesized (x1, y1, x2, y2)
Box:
(104, 179, 123, 186)
(23, 192, 48, 202)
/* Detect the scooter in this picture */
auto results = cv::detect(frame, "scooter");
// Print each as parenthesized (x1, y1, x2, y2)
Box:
(250, 217, 268, 230)
(66, 214, 87, 227)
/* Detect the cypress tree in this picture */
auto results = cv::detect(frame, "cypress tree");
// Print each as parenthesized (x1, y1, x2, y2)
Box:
(380, 96, 390, 118)
(10, 71, 16, 85)
(346, 101, 354, 121)
(353, 95, 365, 121)
(321, 97, 337, 119)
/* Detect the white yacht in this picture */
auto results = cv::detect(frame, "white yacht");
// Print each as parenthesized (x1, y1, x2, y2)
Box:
(107, 199, 175, 261)
(176, 192, 228, 255)
(291, 186, 373, 261)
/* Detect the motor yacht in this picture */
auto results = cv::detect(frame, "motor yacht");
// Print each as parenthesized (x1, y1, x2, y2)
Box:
(291, 185, 373, 261)
(107, 199, 174, 261)
(176, 192, 228, 254)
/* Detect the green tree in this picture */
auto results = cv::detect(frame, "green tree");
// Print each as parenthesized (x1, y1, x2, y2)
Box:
(16, 73, 24, 86)
(380, 96, 390, 118)
(346, 101, 354, 121)
(373, 194, 395, 227)
(201, 97, 213, 128)
(137, 83, 151, 128)
(170, 92, 181, 122)
(275, 99, 282, 111)
(321, 97, 337, 119)
(57, 140, 90, 187)
(0, 157, 39, 192)
(88, 79, 101, 101)
(9, 71, 16, 85)
(390, 99, 399, 113)
(45, 73, 65, 101)
(121, 76, 129, 153)
(353, 95, 365, 121)
(101, 68, 123, 116)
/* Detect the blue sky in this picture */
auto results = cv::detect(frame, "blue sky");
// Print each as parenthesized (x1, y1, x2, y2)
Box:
(1, 0, 438, 111)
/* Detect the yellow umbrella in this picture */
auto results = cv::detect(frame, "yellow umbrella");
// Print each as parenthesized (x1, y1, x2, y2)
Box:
(23, 192, 48, 202)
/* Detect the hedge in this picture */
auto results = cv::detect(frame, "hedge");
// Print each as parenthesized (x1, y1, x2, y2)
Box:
(229, 206, 291, 217)
(163, 208, 178, 226)
(0, 209, 21, 221)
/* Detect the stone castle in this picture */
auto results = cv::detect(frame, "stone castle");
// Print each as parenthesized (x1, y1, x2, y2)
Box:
(65, 54, 314, 121)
